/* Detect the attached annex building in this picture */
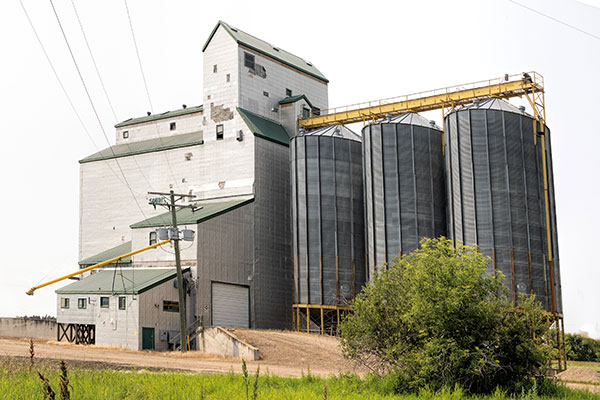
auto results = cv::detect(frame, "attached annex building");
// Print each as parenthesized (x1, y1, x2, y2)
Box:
(58, 21, 328, 350)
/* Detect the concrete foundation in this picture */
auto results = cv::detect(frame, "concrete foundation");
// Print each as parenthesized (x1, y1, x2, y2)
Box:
(198, 326, 259, 360)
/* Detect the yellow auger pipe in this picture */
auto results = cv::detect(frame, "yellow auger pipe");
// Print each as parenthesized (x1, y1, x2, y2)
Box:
(26, 239, 172, 296)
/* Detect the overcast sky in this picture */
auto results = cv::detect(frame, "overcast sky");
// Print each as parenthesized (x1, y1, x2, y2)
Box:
(0, 0, 598, 338)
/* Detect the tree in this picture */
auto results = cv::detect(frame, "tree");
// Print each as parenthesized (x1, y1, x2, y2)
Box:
(565, 333, 600, 362)
(340, 238, 552, 394)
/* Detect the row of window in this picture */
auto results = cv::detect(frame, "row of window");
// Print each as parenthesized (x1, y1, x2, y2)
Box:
(123, 122, 225, 141)
(122, 122, 178, 139)
(60, 296, 126, 310)
(60, 297, 179, 313)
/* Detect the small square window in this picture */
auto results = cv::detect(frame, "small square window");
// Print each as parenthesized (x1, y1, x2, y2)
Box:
(60, 298, 69, 309)
(213, 64, 218, 73)
(216, 124, 224, 140)
(118, 296, 126, 310)
(163, 300, 179, 312)
(302, 107, 310, 118)
(170, 122, 176, 131)
(122, 130, 129, 139)
(313, 107, 321, 116)
(78, 298, 87, 309)
(263, 91, 269, 97)
(286, 88, 292, 97)
(149, 231, 157, 246)
(100, 297, 109, 308)
(226, 74, 230, 82)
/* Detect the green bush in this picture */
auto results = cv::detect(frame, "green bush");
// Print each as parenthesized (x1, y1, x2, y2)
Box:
(340, 238, 552, 394)
(564, 333, 600, 362)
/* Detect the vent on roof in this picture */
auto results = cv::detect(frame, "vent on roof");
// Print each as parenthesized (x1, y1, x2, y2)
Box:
(519, 105, 526, 113)
(306, 61, 313, 66)
(429, 120, 436, 127)
(230, 26, 238, 32)
(273, 46, 280, 51)
(147, 112, 151, 116)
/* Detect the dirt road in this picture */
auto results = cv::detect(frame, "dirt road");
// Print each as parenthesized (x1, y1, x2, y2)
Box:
(0, 333, 363, 378)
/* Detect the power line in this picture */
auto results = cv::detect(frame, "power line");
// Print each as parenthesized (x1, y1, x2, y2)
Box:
(122, 0, 184, 193)
(49, 0, 151, 221)
(19, 0, 126, 187)
(508, 0, 600, 41)
(123, 0, 154, 112)
(70, 0, 155, 192)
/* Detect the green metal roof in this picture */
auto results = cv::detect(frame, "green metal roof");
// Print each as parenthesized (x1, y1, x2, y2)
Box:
(279, 94, 315, 109)
(130, 197, 254, 229)
(202, 21, 328, 83)
(56, 267, 189, 295)
(238, 107, 290, 146)
(79, 131, 203, 164)
(115, 105, 203, 128)
(79, 241, 132, 266)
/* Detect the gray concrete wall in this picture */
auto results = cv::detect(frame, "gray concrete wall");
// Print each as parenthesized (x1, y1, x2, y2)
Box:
(196, 203, 254, 327)
(0, 318, 56, 339)
(198, 326, 259, 360)
(253, 138, 292, 329)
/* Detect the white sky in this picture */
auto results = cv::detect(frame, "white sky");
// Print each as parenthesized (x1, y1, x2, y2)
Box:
(0, 0, 598, 338)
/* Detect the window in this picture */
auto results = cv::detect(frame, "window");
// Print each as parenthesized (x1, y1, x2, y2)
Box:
(122, 130, 129, 139)
(118, 296, 126, 310)
(244, 52, 255, 69)
(170, 122, 176, 131)
(312, 107, 321, 116)
(149, 231, 157, 245)
(216, 124, 224, 140)
(226, 73, 230, 82)
(302, 107, 310, 118)
(78, 298, 87, 309)
(263, 91, 269, 97)
(163, 300, 179, 312)
(286, 88, 292, 97)
(100, 297, 109, 308)
(60, 298, 69, 309)
(213, 64, 218, 73)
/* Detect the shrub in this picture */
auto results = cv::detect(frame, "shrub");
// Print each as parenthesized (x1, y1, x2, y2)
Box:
(340, 238, 552, 394)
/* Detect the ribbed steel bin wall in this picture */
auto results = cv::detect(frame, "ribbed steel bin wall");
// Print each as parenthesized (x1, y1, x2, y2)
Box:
(362, 119, 446, 277)
(445, 104, 562, 313)
(291, 134, 366, 306)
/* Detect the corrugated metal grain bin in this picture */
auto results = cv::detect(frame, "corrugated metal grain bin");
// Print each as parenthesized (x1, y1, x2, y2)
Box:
(445, 98, 561, 313)
(362, 113, 446, 277)
(291, 125, 366, 306)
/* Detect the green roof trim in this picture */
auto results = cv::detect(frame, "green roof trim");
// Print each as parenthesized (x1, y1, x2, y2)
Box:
(115, 105, 203, 128)
(237, 107, 290, 147)
(202, 21, 328, 83)
(79, 131, 203, 164)
(130, 197, 254, 229)
(55, 267, 190, 295)
(279, 94, 314, 109)
(79, 241, 132, 266)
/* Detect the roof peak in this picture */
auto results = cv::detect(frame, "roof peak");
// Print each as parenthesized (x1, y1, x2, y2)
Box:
(202, 21, 328, 83)
(115, 105, 203, 128)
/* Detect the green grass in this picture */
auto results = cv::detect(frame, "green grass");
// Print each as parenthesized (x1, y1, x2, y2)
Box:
(0, 358, 598, 399)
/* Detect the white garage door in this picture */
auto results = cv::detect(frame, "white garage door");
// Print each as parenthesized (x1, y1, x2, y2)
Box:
(212, 282, 250, 328)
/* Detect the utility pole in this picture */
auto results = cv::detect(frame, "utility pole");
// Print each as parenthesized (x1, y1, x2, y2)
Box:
(148, 189, 200, 352)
